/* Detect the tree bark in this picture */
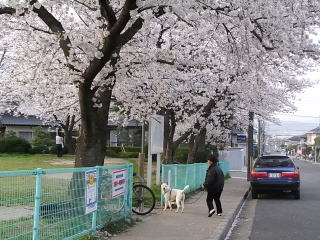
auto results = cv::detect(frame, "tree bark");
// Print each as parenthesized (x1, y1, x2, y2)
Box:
(164, 110, 177, 164)
(54, 115, 77, 154)
(162, 110, 170, 162)
(187, 129, 206, 164)
(187, 134, 196, 164)
(75, 86, 112, 167)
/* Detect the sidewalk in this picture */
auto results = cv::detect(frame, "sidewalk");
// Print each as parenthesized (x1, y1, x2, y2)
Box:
(111, 173, 250, 240)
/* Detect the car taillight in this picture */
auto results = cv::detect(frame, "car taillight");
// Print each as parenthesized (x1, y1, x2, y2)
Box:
(281, 169, 300, 178)
(250, 171, 268, 178)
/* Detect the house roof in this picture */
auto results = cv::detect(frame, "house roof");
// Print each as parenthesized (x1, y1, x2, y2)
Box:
(0, 112, 143, 128)
(231, 129, 245, 135)
(107, 119, 142, 127)
(0, 113, 50, 126)
(288, 135, 303, 141)
(307, 126, 320, 134)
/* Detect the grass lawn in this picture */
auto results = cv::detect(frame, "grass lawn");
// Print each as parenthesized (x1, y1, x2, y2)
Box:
(0, 154, 162, 202)
(0, 153, 75, 171)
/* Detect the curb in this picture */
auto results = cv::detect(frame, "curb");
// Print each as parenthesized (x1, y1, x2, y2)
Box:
(295, 158, 320, 165)
(218, 187, 251, 240)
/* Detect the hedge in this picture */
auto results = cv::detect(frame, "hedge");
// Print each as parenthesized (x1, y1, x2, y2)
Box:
(108, 146, 145, 153)
(106, 148, 139, 158)
(174, 146, 218, 163)
(0, 136, 32, 153)
(31, 127, 54, 154)
(105, 145, 217, 162)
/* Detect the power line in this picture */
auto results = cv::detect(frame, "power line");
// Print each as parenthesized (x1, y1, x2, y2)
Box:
(277, 113, 320, 119)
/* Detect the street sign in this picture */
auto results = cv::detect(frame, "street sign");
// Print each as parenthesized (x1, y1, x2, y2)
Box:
(112, 169, 126, 198)
(150, 115, 164, 154)
(85, 169, 97, 214)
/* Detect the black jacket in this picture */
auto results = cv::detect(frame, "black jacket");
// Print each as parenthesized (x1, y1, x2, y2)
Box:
(203, 163, 224, 192)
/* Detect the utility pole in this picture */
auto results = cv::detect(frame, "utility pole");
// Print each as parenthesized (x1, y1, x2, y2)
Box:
(257, 119, 265, 156)
(258, 119, 261, 157)
(261, 122, 265, 155)
(247, 111, 254, 181)
(138, 123, 145, 180)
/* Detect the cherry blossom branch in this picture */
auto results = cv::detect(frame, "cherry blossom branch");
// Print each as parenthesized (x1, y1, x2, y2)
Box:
(0, 49, 6, 68)
(98, 0, 117, 29)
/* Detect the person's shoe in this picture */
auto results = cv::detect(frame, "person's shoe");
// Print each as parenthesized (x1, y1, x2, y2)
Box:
(208, 209, 215, 217)
(217, 213, 222, 216)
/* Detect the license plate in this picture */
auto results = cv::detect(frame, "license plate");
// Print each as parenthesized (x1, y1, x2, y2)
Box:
(269, 173, 280, 178)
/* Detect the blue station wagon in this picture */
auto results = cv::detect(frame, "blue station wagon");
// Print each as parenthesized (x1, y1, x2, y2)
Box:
(250, 155, 300, 199)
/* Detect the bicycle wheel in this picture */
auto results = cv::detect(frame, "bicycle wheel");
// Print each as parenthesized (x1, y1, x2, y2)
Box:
(132, 184, 156, 215)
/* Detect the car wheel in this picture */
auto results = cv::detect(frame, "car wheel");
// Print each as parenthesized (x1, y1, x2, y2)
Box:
(293, 190, 300, 200)
(252, 190, 258, 199)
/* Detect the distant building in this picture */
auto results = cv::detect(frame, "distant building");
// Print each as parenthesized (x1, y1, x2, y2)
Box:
(107, 119, 143, 147)
(0, 112, 144, 146)
(306, 126, 320, 146)
(0, 113, 52, 142)
(230, 129, 258, 148)
(287, 134, 307, 155)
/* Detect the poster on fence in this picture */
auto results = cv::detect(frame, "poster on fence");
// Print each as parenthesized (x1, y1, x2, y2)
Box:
(112, 169, 126, 198)
(85, 169, 97, 214)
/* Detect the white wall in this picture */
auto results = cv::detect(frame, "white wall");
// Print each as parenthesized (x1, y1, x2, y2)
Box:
(5, 126, 49, 142)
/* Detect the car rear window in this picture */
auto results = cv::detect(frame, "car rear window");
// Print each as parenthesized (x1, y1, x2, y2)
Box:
(254, 156, 294, 168)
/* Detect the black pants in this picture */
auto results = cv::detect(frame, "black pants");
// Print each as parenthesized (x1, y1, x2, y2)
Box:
(206, 188, 223, 214)
(56, 144, 63, 157)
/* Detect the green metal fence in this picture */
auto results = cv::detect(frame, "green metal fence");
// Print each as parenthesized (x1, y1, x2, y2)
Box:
(161, 162, 229, 199)
(0, 164, 133, 240)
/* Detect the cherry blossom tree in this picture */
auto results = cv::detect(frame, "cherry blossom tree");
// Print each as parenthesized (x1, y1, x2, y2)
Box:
(113, 0, 320, 163)
(1, 0, 319, 166)
(0, 0, 159, 166)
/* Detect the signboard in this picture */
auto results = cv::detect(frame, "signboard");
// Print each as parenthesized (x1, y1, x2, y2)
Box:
(150, 115, 164, 154)
(112, 169, 126, 198)
(85, 169, 97, 214)
(237, 135, 247, 142)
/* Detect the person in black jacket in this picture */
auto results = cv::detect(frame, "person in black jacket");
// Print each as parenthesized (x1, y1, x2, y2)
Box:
(202, 154, 225, 217)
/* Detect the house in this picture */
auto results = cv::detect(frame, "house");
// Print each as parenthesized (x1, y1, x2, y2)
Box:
(0, 112, 53, 142)
(230, 129, 258, 148)
(287, 134, 307, 155)
(230, 129, 247, 148)
(306, 126, 320, 146)
(106, 119, 144, 147)
(1, 112, 144, 146)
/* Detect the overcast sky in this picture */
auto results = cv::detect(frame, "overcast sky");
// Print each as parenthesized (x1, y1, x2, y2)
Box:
(267, 70, 320, 137)
(277, 70, 320, 123)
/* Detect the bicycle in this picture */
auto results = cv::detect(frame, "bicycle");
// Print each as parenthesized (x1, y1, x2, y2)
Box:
(132, 173, 156, 215)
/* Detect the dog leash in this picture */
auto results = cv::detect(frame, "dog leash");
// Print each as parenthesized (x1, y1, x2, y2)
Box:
(185, 190, 205, 204)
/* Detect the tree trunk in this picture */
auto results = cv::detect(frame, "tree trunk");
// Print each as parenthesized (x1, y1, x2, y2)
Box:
(162, 110, 170, 162)
(164, 110, 176, 164)
(64, 129, 74, 154)
(187, 129, 206, 164)
(198, 128, 206, 151)
(75, 85, 112, 167)
(59, 115, 77, 154)
(187, 134, 196, 164)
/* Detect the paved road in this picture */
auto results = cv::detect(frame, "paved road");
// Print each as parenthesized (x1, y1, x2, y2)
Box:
(228, 160, 320, 240)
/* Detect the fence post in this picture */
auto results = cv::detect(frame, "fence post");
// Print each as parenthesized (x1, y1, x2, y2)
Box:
(128, 164, 133, 213)
(156, 154, 161, 185)
(194, 164, 197, 190)
(185, 165, 189, 187)
(174, 165, 177, 188)
(91, 166, 100, 234)
(160, 165, 164, 206)
(32, 168, 43, 240)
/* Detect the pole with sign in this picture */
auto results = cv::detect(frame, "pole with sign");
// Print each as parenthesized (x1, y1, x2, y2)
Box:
(85, 169, 98, 215)
(147, 115, 164, 187)
(112, 169, 127, 198)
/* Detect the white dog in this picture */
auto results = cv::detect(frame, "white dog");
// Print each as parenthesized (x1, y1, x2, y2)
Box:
(161, 182, 190, 213)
